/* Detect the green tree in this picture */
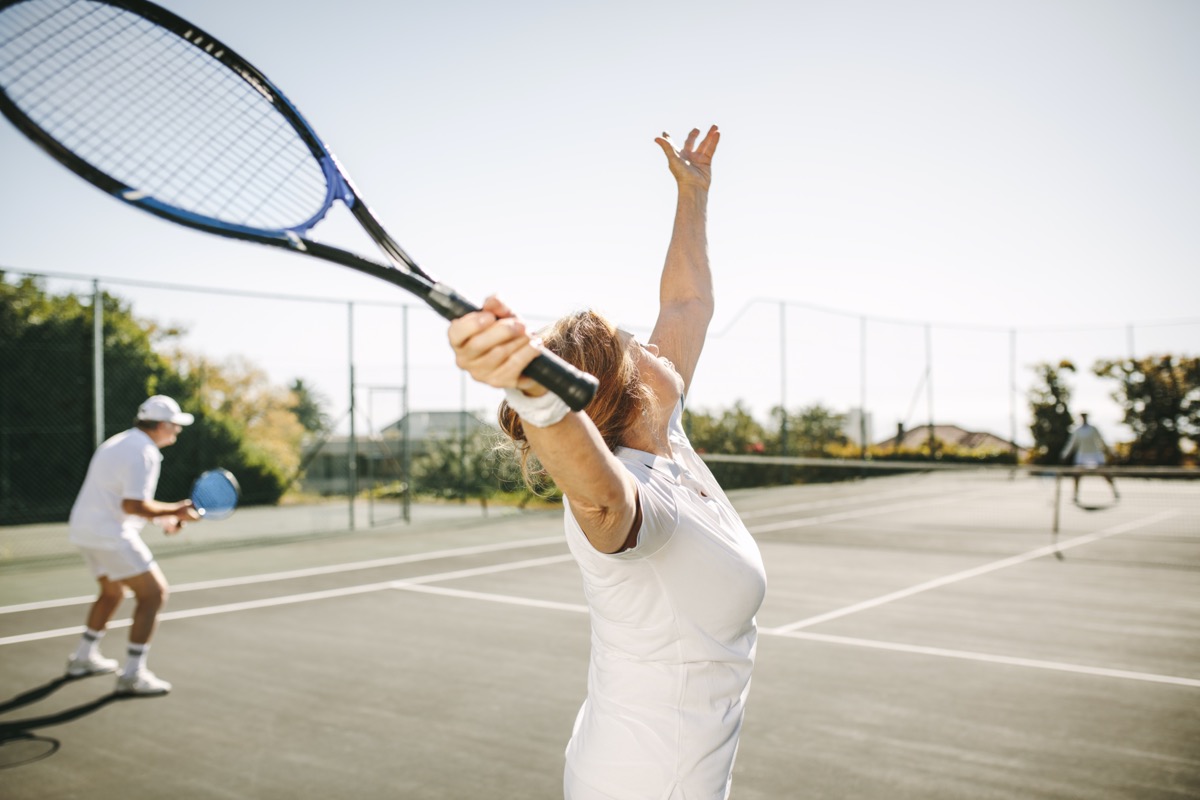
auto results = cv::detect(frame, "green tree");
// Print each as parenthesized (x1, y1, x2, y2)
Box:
(684, 402, 767, 454)
(0, 274, 296, 521)
(684, 402, 772, 488)
(1093, 355, 1200, 465)
(1, 274, 167, 522)
(412, 429, 511, 504)
(288, 378, 332, 435)
(772, 403, 848, 457)
(1027, 361, 1076, 465)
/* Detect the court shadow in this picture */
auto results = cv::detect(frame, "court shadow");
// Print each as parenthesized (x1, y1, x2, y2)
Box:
(0, 691, 126, 742)
(0, 677, 143, 769)
(0, 675, 75, 714)
(1074, 501, 1117, 512)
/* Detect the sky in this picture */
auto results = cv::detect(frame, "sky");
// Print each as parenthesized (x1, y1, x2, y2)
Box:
(2, 0, 1198, 445)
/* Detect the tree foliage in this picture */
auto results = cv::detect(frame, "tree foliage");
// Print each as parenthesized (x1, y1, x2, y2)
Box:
(167, 351, 308, 482)
(0, 274, 319, 521)
(1093, 355, 1200, 465)
(1027, 360, 1076, 465)
(288, 378, 333, 435)
(684, 402, 773, 489)
(1, 274, 167, 521)
(410, 429, 555, 506)
(772, 403, 849, 457)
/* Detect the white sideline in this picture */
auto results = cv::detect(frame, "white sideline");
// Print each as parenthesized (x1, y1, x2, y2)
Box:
(0, 553, 574, 646)
(0, 535, 563, 615)
(761, 511, 1177, 634)
(2, 514, 1193, 689)
(772, 629, 1200, 688)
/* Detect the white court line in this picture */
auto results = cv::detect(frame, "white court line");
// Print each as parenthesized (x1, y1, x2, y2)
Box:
(763, 511, 1178, 635)
(771, 630, 1200, 688)
(736, 484, 946, 520)
(5, 540, 1195, 689)
(391, 584, 1200, 689)
(0, 535, 563, 615)
(391, 583, 589, 615)
(745, 493, 976, 534)
(0, 554, 574, 646)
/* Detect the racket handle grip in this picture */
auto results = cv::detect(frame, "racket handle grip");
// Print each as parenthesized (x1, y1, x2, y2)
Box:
(524, 351, 599, 412)
(428, 284, 598, 412)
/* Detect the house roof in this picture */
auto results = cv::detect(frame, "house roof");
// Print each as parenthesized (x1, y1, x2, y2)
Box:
(877, 424, 1019, 452)
(380, 410, 496, 441)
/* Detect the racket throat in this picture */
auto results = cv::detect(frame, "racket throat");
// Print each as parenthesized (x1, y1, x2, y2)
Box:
(426, 284, 478, 320)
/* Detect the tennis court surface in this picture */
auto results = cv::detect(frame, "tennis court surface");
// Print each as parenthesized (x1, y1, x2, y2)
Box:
(2, 468, 1198, 799)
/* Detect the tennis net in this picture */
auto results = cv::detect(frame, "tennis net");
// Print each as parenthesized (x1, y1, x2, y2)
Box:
(702, 456, 1199, 569)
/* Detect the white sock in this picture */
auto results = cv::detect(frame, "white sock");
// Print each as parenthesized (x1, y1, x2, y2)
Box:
(72, 628, 105, 661)
(123, 643, 150, 677)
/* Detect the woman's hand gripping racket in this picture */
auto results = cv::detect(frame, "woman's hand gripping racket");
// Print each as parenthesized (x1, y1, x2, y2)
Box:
(0, 0, 598, 411)
(191, 468, 241, 521)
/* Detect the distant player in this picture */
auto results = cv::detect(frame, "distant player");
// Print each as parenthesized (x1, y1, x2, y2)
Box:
(66, 395, 201, 695)
(1060, 412, 1119, 504)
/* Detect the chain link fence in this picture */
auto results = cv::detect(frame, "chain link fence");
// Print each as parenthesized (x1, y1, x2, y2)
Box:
(3, 267, 1199, 565)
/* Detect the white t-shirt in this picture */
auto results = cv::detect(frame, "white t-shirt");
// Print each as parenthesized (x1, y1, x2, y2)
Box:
(69, 428, 162, 549)
(1062, 423, 1108, 465)
(563, 403, 767, 800)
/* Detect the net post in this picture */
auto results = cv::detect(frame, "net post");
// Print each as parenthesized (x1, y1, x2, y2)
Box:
(347, 302, 357, 531)
(1052, 469, 1062, 552)
(92, 279, 104, 448)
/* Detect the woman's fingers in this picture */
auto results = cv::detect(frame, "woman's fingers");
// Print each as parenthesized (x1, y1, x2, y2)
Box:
(448, 298, 542, 387)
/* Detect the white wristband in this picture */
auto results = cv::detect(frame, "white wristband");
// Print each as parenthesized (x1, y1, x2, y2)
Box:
(504, 387, 572, 428)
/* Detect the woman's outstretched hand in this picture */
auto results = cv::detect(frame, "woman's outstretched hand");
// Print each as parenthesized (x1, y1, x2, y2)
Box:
(654, 124, 719, 190)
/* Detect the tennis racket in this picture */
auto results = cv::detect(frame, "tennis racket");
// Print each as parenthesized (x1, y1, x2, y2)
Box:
(0, 0, 598, 412)
(191, 468, 240, 521)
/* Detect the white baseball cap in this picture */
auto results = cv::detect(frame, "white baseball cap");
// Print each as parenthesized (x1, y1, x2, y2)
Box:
(137, 395, 195, 425)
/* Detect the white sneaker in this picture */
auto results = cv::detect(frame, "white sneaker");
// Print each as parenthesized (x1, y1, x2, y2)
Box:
(115, 670, 172, 696)
(66, 653, 119, 678)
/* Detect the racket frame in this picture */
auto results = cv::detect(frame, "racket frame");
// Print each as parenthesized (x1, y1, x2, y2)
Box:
(191, 467, 241, 521)
(0, 0, 597, 408)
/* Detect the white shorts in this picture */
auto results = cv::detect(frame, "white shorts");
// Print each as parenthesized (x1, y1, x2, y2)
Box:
(1074, 453, 1106, 468)
(77, 537, 156, 581)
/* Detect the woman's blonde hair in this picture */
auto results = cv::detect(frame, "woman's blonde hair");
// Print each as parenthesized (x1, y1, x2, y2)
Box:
(498, 310, 652, 489)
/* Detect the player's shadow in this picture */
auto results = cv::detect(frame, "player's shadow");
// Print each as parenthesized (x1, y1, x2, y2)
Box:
(1074, 500, 1117, 512)
(0, 675, 135, 769)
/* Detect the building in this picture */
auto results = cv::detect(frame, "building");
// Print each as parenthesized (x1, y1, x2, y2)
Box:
(878, 423, 1022, 455)
(300, 410, 496, 495)
(842, 407, 874, 447)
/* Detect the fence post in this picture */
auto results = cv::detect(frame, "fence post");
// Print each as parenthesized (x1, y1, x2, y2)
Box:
(92, 279, 104, 447)
(347, 301, 357, 531)
(860, 315, 867, 459)
(779, 301, 789, 484)
(925, 323, 935, 454)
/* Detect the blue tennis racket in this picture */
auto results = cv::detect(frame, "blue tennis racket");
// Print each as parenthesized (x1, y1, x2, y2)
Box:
(0, 0, 598, 412)
(191, 469, 240, 521)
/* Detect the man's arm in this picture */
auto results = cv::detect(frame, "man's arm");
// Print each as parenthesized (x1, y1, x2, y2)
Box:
(1060, 430, 1078, 460)
(122, 498, 198, 520)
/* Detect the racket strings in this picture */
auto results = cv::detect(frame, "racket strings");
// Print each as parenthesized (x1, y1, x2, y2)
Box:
(58, 22, 211, 179)
(192, 471, 239, 520)
(0, 0, 332, 232)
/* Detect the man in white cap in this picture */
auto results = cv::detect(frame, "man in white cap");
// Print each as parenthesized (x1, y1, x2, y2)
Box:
(66, 394, 202, 695)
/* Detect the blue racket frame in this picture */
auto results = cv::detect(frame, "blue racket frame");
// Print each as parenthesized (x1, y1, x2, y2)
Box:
(191, 468, 241, 521)
(0, 0, 599, 412)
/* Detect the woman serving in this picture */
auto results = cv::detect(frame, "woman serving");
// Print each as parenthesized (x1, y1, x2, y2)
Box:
(448, 124, 766, 800)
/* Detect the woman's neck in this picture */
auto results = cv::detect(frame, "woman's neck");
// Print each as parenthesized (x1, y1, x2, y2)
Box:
(621, 415, 673, 459)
